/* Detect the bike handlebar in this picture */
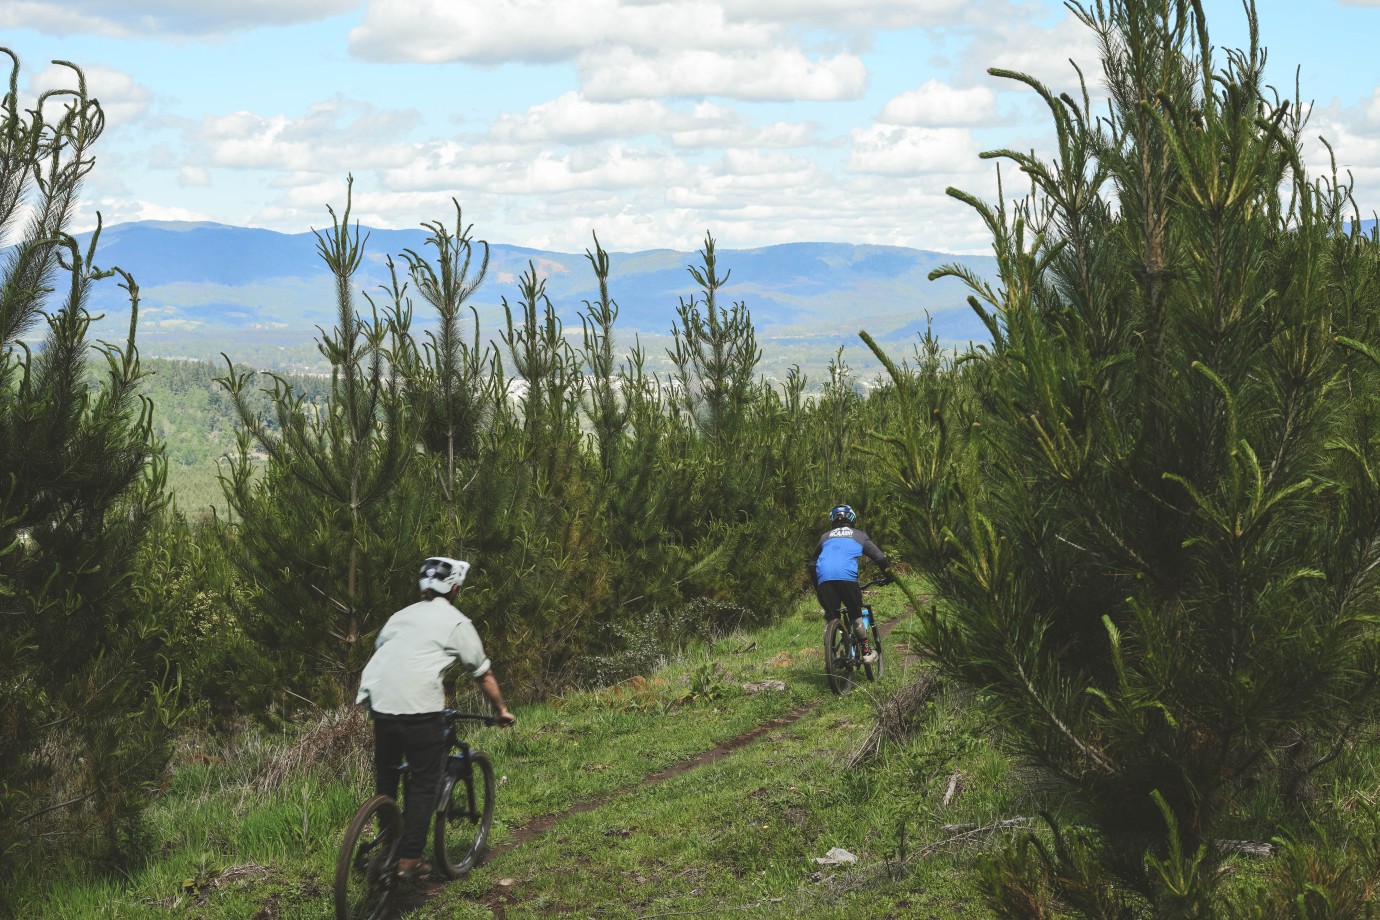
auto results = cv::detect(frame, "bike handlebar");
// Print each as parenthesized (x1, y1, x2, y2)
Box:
(444, 709, 513, 727)
(860, 577, 894, 590)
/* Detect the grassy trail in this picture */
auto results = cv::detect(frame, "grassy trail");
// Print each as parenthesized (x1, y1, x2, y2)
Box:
(30, 584, 1017, 919)
(405, 614, 912, 916)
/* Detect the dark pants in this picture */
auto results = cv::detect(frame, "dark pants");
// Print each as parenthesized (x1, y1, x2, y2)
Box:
(373, 713, 445, 859)
(816, 579, 863, 628)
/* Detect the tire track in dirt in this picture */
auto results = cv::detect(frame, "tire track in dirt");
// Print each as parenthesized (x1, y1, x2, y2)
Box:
(399, 603, 926, 916)
(492, 609, 917, 854)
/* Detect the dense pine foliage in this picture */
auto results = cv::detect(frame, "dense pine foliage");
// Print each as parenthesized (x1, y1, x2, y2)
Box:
(0, 54, 182, 892)
(868, 0, 1380, 914)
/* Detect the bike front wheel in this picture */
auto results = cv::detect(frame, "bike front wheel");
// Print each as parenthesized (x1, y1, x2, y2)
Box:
(824, 618, 855, 695)
(335, 794, 402, 920)
(434, 751, 496, 877)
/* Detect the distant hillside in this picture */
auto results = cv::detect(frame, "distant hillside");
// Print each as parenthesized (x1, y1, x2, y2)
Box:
(73, 221, 997, 376)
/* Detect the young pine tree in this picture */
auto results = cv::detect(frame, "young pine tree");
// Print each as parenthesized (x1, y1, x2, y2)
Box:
(399, 202, 496, 526)
(219, 179, 427, 702)
(0, 52, 181, 889)
(870, 1, 1380, 911)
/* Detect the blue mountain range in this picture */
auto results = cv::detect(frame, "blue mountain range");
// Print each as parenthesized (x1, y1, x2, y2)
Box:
(72, 221, 997, 371)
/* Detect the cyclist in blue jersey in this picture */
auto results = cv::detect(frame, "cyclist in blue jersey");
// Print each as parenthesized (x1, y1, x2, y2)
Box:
(809, 504, 892, 663)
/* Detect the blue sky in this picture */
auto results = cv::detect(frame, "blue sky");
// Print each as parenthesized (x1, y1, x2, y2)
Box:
(3, 0, 1379, 254)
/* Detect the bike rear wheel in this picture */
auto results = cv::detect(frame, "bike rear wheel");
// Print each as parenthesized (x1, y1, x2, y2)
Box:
(434, 751, 496, 877)
(824, 618, 855, 695)
(335, 794, 402, 920)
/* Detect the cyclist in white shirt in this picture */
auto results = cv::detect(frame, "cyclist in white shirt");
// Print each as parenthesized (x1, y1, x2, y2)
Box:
(356, 556, 514, 879)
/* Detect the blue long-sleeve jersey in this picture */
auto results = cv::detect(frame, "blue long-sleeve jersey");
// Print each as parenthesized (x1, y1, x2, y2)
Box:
(810, 526, 889, 583)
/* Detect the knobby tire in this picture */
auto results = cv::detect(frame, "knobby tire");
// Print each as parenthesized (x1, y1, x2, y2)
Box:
(824, 618, 854, 696)
(335, 794, 402, 920)
(434, 750, 496, 878)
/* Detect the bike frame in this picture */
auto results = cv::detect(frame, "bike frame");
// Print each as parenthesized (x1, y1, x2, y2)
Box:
(384, 711, 494, 827)
(438, 735, 482, 820)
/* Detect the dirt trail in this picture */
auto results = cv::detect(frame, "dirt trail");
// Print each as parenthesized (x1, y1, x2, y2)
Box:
(396, 605, 926, 915)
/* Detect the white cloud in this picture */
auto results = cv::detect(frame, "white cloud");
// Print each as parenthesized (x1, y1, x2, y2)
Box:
(880, 79, 996, 127)
(658, 101, 818, 148)
(1362, 87, 1380, 127)
(526, 146, 684, 193)
(580, 47, 866, 101)
(959, 10, 1102, 96)
(0, 0, 359, 37)
(1303, 105, 1380, 212)
(349, 0, 775, 65)
(69, 197, 213, 233)
(491, 93, 668, 144)
(29, 63, 152, 127)
(31, 0, 1045, 252)
(714, 148, 816, 180)
(490, 93, 823, 150)
(722, 0, 969, 29)
(0, 3, 125, 37)
(382, 143, 691, 196)
(847, 125, 984, 176)
(656, 169, 993, 251)
(197, 99, 420, 172)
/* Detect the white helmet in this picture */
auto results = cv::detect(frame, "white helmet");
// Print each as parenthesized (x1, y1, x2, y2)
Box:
(419, 556, 470, 595)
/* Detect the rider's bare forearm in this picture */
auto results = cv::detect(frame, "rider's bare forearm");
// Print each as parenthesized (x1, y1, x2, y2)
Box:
(475, 671, 513, 722)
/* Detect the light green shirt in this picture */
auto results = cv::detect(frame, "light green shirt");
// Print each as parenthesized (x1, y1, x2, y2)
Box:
(355, 597, 491, 715)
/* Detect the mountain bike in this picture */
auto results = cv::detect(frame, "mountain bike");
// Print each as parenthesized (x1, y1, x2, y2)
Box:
(335, 710, 502, 920)
(823, 578, 889, 695)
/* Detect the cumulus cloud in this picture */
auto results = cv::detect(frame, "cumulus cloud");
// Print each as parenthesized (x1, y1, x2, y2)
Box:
(1303, 103, 1380, 210)
(488, 93, 822, 152)
(197, 98, 421, 172)
(714, 148, 816, 180)
(0, 2, 123, 37)
(847, 125, 984, 177)
(1363, 87, 1380, 126)
(383, 143, 691, 196)
(349, 0, 775, 65)
(35, 0, 1061, 252)
(580, 47, 866, 102)
(351, 0, 865, 103)
(657, 168, 993, 252)
(68, 196, 213, 233)
(671, 113, 820, 149)
(144, 74, 997, 252)
(491, 94, 669, 144)
(349, 0, 982, 66)
(958, 9, 1102, 95)
(25, 62, 153, 127)
(721, 0, 968, 29)
(880, 79, 997, 127)
(0, 0, 360, 37)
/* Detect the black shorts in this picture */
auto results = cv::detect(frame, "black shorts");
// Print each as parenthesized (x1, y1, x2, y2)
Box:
(815, 580, 863, 622)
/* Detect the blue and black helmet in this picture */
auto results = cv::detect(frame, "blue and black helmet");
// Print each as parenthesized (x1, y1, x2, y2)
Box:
(828, 504, 856, 527)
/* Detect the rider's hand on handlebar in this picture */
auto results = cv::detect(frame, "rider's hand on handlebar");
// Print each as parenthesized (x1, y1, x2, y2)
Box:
(495, 710, 516, 728)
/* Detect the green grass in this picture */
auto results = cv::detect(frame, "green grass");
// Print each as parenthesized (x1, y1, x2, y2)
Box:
(25, 581, 1037, 918)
